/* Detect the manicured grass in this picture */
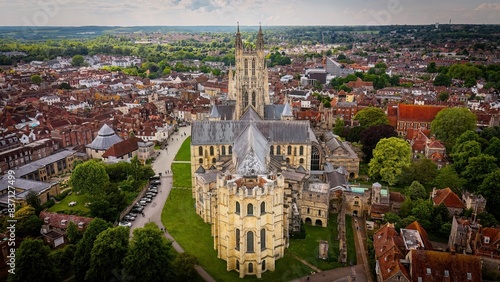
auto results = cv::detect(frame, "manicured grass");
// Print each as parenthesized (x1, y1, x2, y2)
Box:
(48, 193, 90, 213)
(172, 163, 192, 188)
(162, 188, 313, 282)
(288, 216, 342, 270)
(174, 137, 191, 161)
(345, 215, 357, 265)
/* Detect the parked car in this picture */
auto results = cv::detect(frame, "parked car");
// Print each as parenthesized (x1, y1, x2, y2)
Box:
(128, 211, 138, 217)
(139, 200, 147, 206)
(146, 192, 156, 198)
(148, 189, 158, 194)
(119, 221, 132, 227)
(132, 207, 144, 213)
(142, 197, 152, 203)
(123, 215, 135, 221)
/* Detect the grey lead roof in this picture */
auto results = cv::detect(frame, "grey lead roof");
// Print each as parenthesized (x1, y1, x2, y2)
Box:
(264, 104, 285, 120)
(215, 105, 235, 120)
(281, 102, 293, 117)
(240, 107, 262, 121)
(233, 122, 268, 176)
(191, 120, 310, 145)
(86, 124, 123, 150)
(209, 105, 220, 119)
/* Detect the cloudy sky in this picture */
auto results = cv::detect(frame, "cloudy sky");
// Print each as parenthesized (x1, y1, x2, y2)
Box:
(0, 0, 499, 26)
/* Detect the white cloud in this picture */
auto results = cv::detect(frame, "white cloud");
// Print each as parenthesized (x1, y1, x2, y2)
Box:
(475, 3, 500, 11)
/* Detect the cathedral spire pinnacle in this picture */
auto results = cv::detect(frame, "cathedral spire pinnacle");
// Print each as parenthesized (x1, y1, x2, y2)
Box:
(257, 22, 264, 50)
(235, 22, 243, 50)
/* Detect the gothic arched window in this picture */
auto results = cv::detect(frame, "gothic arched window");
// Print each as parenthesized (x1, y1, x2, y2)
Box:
(222, 146, 226, 155)
(229, 146, 233, 154)
(261, 229, 266, 250)
(235, 229, 240, 251)
(247, 232, 254, 253)
(236, 202, 240, 214)
(252, 58, 256, 76)
(311, 146, 321, 170)
(244, 59, 248, 75)
(243, 91, 249, 108)
(209, 146, 214, 156)
(252, 91, 256, 107)
(287, 145, 292, 155)
(270, 145, 274, 155)
(198, 146, 203, 156)
(247, 204, 253, 215)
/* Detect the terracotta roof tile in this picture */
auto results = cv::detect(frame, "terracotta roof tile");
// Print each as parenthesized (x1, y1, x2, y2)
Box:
(433, 188, 465, 209)
(398, 103, 446, 122)
(409, 250, 482, 281)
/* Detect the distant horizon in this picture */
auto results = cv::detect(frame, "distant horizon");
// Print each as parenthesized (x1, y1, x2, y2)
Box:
(0, 1, 498, 26)
(1, 23, 500, 28)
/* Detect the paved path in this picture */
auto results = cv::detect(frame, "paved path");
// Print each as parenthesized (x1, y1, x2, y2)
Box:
(128, 126, 216, 282)
(353, 218, 373, 282)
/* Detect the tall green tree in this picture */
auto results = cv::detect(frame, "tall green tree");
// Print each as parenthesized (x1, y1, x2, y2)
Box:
(354, 107, 389, 128)
(484, 137, 500, 165)
(433, 166, 466, 194)
(73, 218, 112, 281)
(479, 170, 500, 220)
(172, 253, 199, 282)
(49, 244, 76, 279)
(67, 221, 83, 244)
(400, 159, 438, 189)
(405, 181, 427, 201)
(368, 137, 411, 186)
(86, 227, 129, 282)
(30, 74, 42, 84)
(433, 73, 452, 86)
(461, 154, 497, 192)
(25, 190, 42, 214)
(359, 124, 397, 161)
(431, 107, 477, 149)
(451, 140, 482, 174)
(8, 239, 59, 282)
(72, 55, 85, 66)
(123, 223, 175, 282)
(333, 118, 345, 137)
(70, 160, 109, 196)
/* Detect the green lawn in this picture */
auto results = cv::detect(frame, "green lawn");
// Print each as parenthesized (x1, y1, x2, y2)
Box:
(48, 193, 90, 214)
(288, 216, 340, 270)
(174, 137, 191, 161)
(172, 163, 192, 188)
(162, 187, 314, 282)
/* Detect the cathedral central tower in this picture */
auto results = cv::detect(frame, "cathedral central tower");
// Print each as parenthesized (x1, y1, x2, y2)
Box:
(228, 24, 270, 120)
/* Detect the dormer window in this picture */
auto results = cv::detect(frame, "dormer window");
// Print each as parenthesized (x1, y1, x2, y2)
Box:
(467, 273, 472, 280)
(44, 217, 50, 223)
(444, 270, 449, 277)
(485, 236, 490, 244)
(78, 222, 84, 229)
(61, 219, 67, 225)
(426, 268, 431, 275)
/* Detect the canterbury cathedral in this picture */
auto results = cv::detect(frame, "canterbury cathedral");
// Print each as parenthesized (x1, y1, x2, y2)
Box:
(190, 25, 360, 278)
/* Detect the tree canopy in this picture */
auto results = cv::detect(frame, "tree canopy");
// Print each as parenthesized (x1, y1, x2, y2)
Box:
(71, 55, 85, 66)
(431, 107, 477, 149)
(354, 107, 389, 128)
(359, 124, 397, 161)
(8, 239, 58, 282)
(368, 137, 411, 185)
(73, 218, 112, 281)
(123, 223, 175, 282)
(69, 160, 110, 196)
(86, 226, 130, 282)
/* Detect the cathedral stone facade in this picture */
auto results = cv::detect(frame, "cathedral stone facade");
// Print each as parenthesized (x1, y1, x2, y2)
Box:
(190, 25, 359, 278)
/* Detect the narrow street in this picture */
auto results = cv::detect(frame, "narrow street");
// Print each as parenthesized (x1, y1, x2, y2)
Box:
(127, 126, 217, 282)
